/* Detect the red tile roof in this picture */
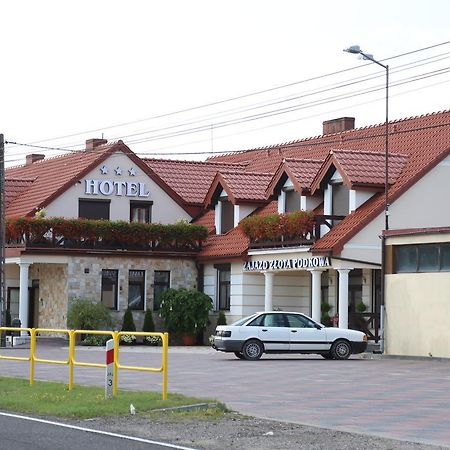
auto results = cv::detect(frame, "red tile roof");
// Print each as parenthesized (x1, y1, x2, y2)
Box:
(266, 158, 324, 196)
(5, 141, 197, 218)
(310, 149, 409, 193)
(5, 144, 116, 218)
(142, 158, 248, 205)
(204, 171, 273, 207)
(197, 201, 278, 260)
(5, 178, 36, 207)
(204, 110, 450, 257)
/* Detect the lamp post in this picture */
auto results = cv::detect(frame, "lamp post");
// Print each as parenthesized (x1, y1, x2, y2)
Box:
(343, 45, 389, 231)
(344, 46, 389, 353)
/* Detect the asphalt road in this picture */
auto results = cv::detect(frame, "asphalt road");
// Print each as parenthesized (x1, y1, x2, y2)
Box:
(0, 412, 197, 450)
(2, 341, 450, 448)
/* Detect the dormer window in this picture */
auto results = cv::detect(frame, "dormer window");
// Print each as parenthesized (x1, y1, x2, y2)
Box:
(215, 189, 234, 234)
(220, 199, 234, 234)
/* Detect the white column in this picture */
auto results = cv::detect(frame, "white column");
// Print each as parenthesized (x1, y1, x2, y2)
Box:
(278, 191, 285, 213)
(337, 269, 351, 329)
(308, 269, 323, 323)
(19, 263, 31, 334)
(263, 271, 274, 311)
(214, 201, 222, 234)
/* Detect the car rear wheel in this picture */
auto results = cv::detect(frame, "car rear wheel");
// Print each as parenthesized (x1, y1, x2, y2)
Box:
(242, 340, 263, 361)
(331, 340, 351, 360)
(321, 352, 333, 359)
(234, 352, 245, 359)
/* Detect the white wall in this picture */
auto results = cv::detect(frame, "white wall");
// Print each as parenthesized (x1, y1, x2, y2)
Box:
(45, 152, 191, 224)
(342, 155, 450, 263)
(385, 272, 450, 358)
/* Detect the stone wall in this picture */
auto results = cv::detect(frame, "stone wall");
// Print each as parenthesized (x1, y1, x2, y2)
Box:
(66, 255, 198, 331)
(29, 264, 68, 330)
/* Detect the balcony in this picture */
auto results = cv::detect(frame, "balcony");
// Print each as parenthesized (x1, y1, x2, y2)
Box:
(5, 217, 208, 254)
(240, 213, 345, 250)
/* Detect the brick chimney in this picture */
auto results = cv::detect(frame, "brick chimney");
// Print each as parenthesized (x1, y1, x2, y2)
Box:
(25, 154, 45, 165)
(322, 117, 355, 135)
(86, 138, 108, 151)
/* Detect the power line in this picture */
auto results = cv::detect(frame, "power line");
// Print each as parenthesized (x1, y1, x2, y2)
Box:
(11, 40, 449, 148)
(5, 61, 450, 160)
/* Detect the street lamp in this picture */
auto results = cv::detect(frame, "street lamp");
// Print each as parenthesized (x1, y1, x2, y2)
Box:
(343, 45, 389, 231)
(344, 46, 389, 354)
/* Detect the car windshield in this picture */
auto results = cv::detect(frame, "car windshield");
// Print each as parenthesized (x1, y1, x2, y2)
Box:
(231, 314, 258, 326)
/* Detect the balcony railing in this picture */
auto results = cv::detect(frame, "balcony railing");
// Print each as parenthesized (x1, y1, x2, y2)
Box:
(6, 218, 208, 253)
(247, 214, 345, 250)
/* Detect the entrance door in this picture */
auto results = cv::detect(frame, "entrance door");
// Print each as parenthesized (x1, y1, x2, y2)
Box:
(285, 313, 329, 351)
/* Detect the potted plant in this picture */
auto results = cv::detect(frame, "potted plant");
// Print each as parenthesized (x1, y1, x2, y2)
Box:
(159, 288, 213, 345)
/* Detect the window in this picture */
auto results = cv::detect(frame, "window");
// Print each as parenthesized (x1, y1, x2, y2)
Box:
(79, 199, 110, 219)
(331, 183, 349, 217)
(220, 200, 234, 234)
(7, 287, 19, 321)
(216, 264, 230, 310)
(153, 271, 170, 311)
(130, 201, 153, 223)
(101, 269, 118, 309)
(285, 190, 301, 212)
(286, 313, 316, 328)
(128, 270, 145, 310)
(395, 243, 450, 273)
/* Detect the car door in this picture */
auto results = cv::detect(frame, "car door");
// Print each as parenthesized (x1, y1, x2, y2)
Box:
(252, 313, 290, 351)
(286, 313, 329, 352)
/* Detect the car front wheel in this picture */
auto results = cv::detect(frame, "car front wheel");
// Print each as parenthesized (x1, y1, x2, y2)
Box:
(242, 339, 264, 361)
(234, 352, 245, 360)
(331, 340, 351, 360)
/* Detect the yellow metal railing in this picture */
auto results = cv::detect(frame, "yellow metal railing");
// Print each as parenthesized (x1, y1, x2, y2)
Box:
(0, 327, 169, 399)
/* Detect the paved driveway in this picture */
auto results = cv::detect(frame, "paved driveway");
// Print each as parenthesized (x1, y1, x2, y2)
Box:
(1, 341, 450, 448)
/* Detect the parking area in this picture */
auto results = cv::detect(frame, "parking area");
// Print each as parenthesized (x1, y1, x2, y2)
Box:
(1, 340, 450, 448)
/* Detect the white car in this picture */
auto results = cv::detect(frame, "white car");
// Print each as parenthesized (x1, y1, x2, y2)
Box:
(213, 311, 368, 360)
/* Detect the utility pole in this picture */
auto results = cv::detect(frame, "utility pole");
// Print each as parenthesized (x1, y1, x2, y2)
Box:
(0, 134, 6, 347)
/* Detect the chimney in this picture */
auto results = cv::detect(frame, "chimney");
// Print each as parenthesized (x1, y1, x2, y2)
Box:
(26, 154, 45, 165)
(86, 138, 108, 151)
(322, 117, 355, 135)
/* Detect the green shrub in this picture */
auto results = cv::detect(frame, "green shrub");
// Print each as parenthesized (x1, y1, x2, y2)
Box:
(121, 309, 136, 332)
(321, 302, 332, 327)
(159, 288, 213, 335)
(142, 309, 155, 333)
(356, 301, 367, 313)
(217, 310, 227, 326)
(81, 335, 109, 346)
(67, 298, 112, 330)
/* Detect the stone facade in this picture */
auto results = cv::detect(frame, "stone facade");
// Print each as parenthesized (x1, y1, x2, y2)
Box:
(29, 264, 68, 330)
(27, 255, 197, 332)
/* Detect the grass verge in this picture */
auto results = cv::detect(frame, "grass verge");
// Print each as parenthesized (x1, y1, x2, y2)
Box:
(0, 376, 219, 419)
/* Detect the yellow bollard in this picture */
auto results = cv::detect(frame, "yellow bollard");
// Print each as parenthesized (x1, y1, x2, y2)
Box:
(29, 328, 36, 386)
(68, 330, 75, 391)
(162, 332, 168, 400)
(113, 331, 119, 396)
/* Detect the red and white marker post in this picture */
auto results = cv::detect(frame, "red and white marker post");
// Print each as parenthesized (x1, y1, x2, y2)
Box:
(105, 339, 114, 398)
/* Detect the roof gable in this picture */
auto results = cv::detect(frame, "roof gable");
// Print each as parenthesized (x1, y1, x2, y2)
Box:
(266, 158, 323, 197)
(203, 171, 273, 207)
(310, 149, 409, 194)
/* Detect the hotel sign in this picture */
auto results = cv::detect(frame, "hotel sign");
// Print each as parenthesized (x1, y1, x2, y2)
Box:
(84, 164, 150, 197)
(84, 179, 150, 197)
(243, 256, 331, 271)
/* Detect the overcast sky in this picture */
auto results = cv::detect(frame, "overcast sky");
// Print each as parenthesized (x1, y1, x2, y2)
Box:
(1, 0, 449, 166)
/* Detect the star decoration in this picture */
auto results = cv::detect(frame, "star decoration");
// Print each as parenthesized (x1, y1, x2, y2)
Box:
(100, 165, 108, 175)
(128, 167, 136, 176)
(114, 167, 122, 176)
